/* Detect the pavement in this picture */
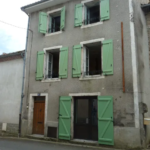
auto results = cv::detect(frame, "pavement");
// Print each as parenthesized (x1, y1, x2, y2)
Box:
(0, 137, 116, 150)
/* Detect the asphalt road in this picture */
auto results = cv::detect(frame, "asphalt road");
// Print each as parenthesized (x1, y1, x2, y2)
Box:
(0, 138, 100, 150)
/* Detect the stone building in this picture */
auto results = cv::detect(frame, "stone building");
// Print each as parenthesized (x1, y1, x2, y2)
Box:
(21, 0, 150, 148)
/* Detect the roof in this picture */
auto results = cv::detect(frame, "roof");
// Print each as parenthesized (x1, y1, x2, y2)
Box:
(0, 50, 25, 62)
(21, 0, 70, 14)
(21, 0, 49, 11)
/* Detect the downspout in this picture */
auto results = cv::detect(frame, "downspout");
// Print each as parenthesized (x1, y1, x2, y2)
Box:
(18, 14, 30, 137)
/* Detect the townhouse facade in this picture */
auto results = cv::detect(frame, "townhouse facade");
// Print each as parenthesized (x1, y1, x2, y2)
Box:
(21, 0, 150, 148)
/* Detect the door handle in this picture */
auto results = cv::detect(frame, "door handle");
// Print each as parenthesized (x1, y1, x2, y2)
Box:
(59, 114, 62, 116)
(38, 122, 43, 124)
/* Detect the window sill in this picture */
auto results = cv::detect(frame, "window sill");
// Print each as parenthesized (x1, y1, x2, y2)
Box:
(81, 21, 103, 29)
(79, 75, 105, 81)
(41, 78, 61, 83)
(45, 31, 62, 37)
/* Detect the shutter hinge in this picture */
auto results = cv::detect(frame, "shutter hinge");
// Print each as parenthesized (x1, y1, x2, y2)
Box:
(130, 12, 134, 22)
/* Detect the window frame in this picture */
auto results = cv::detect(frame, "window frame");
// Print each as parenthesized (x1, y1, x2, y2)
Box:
(45, 8, 63, 36)
(80, 38, 105, 80)
(42, 46, 63, 82)
(81, 0, 103, 28)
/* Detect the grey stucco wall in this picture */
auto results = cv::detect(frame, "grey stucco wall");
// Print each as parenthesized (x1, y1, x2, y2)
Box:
(22, 0, 143, 148)
(133, 0, 150, 145)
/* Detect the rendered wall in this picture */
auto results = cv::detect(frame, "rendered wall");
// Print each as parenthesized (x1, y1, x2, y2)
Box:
(0, 58, 23, 134)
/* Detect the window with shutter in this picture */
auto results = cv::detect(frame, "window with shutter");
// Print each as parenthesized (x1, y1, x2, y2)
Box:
(59, 47, 68, 79)
(36, 51, 44, 81)
(102, 40, 113, 75)
(39, 7, 66, 34)
(79, 0, 110, 27)
(72, 45, 82, 77)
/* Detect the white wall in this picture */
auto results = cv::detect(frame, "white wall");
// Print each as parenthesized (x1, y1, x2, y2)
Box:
(0, 58, 23, 124)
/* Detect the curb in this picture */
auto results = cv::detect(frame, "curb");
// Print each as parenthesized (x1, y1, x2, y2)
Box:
(0, 136, 122, 150)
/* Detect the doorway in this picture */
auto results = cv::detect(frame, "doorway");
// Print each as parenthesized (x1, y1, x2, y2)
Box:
(74, 96, 98, 141)
(33, 96, 45, 135)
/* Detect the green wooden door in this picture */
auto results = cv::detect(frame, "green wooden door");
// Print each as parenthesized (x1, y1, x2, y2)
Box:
(98, 96, 114, 145)
(59, 96, 71, 140)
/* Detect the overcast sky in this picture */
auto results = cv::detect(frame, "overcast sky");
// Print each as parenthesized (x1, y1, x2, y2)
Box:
(0, 0, 38, 55)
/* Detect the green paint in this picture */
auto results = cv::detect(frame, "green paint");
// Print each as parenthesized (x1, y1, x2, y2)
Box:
(58, 96, 71, 140)
(102, 39, 113, 75)
(100, 0, 110, 21)
(59, 47, 68, 79)
(98, 96, 114, 145)
(36, 51, 44, 81)
(72, 45, 82, 78)
(74, 4, 83, 27)
(61, 7, 66, 30)
(38, 12, 47, 34)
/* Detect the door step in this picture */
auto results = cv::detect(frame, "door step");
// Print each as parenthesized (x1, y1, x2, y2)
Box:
(28, 134, 44, 139)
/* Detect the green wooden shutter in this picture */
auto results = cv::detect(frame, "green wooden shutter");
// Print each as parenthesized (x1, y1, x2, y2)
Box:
(59, 96, 71, 140)
(61, 7, 66, 30)
(100, 0, 110, 21)
(98, 96, 114, 146)
(74, 4, 83, 27)
(38, 12, 47, 34)
(59, 47, 68, 79)
(36, 51, 44, 81)
(102, 40, 113, 75)
(72, 45, 82, 77)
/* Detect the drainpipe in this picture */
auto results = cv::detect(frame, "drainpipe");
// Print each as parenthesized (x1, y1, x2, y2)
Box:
(18, 15, 30, 137)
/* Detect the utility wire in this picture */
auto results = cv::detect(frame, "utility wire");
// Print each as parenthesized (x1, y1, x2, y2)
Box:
(0, 20, 27, 30)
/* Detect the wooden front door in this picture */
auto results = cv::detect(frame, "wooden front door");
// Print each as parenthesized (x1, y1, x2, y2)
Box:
(33, 100, 45, 135)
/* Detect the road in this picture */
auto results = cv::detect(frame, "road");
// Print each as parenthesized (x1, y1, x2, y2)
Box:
(0, 138, 101, 150)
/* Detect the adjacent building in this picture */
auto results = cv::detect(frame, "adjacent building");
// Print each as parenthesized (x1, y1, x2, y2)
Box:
(0, 51, 24, 136)
(21, 0, 150, 148)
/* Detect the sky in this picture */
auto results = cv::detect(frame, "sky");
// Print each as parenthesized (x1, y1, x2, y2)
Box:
(0, 0, 38, 55)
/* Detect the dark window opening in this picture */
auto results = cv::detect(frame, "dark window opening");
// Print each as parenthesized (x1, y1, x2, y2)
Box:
(48, 14, 61, 33)
(48, 51, 59, 79)
(85, 43, 102, 76)
(85, 4, 100, 25)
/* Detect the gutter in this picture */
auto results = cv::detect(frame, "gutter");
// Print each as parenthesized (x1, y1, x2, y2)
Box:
(18, 15, 30, 137)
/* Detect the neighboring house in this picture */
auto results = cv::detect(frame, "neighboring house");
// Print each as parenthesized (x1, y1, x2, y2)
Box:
(0, 51, 24, 136)
(21, 0, 150, 148)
